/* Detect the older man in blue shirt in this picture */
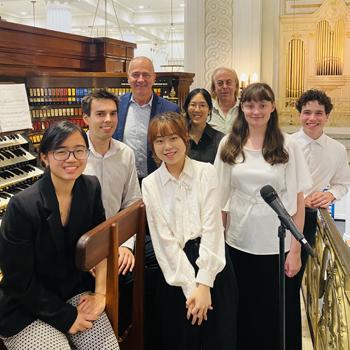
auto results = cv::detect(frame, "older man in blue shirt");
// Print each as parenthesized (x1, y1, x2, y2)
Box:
(113, 56, 180, 180)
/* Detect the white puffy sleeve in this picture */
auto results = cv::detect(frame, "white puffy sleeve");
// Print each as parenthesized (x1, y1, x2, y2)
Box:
(195, 164, 226, 289)
(285, 134, 313, 215)
(214, 135, 232, 211)
(142, 175, 197, 299)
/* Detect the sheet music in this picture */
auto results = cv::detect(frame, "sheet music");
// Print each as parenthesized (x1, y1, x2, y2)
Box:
(0, 84, 32, 132)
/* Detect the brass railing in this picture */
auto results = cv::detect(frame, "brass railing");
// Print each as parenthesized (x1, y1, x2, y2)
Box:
(303, 208, 350, 349)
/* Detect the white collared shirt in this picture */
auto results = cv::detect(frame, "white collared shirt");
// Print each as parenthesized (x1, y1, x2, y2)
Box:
(84, 133, 142, 249)
(123, 94, 153, 178)
(208, 98, 239, 134)
(214, 134, 313, 255)
(142, 157, 226, 299)
(291, 129, 350, 199)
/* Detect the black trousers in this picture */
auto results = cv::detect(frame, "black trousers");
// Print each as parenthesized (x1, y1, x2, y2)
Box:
(295, 208, 318, 289)
(228, 246, 301, 350)
(152, 240, 238, 350)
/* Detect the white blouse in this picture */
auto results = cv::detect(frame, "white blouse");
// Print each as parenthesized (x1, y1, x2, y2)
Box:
(142, 157, 226, 299)
(291, 129, 350, 199)
(214, 134, 312, 255)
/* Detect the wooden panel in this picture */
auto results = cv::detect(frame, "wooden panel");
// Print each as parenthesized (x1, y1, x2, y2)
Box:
(0, 21, 136, 73)
(105, 42, 127, 57)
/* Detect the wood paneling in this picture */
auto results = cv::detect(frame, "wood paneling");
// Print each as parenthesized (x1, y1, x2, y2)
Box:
(0, 20, 136, 73)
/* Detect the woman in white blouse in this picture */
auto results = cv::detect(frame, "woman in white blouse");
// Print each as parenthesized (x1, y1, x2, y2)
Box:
(142, 112, 237, 350)
(214, 83, 312, 350)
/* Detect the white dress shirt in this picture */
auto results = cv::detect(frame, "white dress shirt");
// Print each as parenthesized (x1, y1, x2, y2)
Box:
(123, 94, 153, 178)
(214, 134, 312, 255)
(208, 99, 239, 134)
(291, 129, 350, 199)
(142, 157, 226, 299)
(84, 133, 142, 249)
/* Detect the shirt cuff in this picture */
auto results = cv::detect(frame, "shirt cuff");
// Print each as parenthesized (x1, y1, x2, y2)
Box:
(196, 269, 216, 289)
(121, 235, 135, 251)
(181, 282, 196, 300)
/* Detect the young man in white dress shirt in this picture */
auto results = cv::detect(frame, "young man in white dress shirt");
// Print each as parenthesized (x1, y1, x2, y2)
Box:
(82, 89, 141, 335)
(291, 89, 350, 285)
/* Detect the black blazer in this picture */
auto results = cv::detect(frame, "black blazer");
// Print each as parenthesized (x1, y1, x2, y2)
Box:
(0, 171, 105, 337)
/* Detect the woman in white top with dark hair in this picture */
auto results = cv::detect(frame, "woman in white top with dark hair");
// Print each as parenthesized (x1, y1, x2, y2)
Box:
(214, 83, 312, 350)
(142, 112, 237, 350)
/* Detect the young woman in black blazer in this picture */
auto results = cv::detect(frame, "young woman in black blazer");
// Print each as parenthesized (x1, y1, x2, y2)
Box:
(0, 122, 119, 349)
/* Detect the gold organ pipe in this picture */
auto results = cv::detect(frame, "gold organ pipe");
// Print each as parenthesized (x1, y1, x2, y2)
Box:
(331, 31, 334, 74)
(298, 40, 301, 96)
(291, 40, 294, 98)
(325, 21, 329, 75)
(301, 41, 304, 94)
(324, 22, 326, 73)
(316, 23, 318, 74)
(286, 42, 290, 97)
(319, 22, 322, 74)
(321, 22, 324, 73)
(294, 40, 299, 97)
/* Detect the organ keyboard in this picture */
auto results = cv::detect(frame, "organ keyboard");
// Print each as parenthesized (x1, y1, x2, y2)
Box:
(0, 133, 43, 215)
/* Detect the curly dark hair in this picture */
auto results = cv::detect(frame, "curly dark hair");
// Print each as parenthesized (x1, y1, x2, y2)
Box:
(295, 89, 333, 114)
(220, 83, 289, 166)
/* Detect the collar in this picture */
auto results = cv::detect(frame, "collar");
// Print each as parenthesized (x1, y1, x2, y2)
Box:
(158, 156, 194, 187)
(203, 123, 216, 139)
(299, 128, 326, 148)
(87, 131, 120, 159)
(130, 93, 153, 107)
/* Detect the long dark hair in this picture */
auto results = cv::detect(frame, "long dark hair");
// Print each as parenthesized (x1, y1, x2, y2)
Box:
(221, 83, 288, 165)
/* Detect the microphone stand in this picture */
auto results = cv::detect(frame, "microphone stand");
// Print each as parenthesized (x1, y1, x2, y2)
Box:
(278, 221, 286, 350)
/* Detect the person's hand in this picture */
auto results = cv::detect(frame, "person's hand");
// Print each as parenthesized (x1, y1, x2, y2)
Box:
(68, 308, 98, 334)
(118, 246, 135, 275)
(310, 191, 335, 208)
(77, 293, 105, 318)
(285, 250, 301, 278)
(304, 194, 314, 208)
(186, 284, 213, 326)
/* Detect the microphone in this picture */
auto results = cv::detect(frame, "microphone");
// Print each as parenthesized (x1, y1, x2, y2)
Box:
(260, 185, 314, 257)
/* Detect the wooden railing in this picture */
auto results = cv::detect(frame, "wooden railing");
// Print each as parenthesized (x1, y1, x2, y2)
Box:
(303, 208, 350, 349)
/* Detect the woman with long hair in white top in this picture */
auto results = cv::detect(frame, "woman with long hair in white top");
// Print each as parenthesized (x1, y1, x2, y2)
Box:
(215, 83, 312, 350)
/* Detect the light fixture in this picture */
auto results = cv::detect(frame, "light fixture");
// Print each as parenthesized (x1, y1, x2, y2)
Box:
(30, 0, 36, 27)
(90, 0, 123, 40)
(20, 11, 27, 15)
(179, 3, 184, 7)
(138, 5, 144, 9)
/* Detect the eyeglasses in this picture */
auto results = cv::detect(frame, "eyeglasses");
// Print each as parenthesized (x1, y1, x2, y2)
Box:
(129, 72, 153, 79)
(215, 79, 234, 87)
(188, 103, 209, 110)
(241, 102, 272, 111)
(52, 147, 90, 161)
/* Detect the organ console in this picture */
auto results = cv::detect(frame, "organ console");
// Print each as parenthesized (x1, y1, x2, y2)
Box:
(0, 133, 43, 217)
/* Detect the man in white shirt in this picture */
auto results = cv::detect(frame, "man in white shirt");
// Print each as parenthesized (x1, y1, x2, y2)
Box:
(291, 89, 350, 285)
(209, 67, 240, 134)
(82, 89, 141, 334)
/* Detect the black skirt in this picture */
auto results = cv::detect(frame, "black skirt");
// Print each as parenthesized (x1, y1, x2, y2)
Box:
(153, 239, 238, 350)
